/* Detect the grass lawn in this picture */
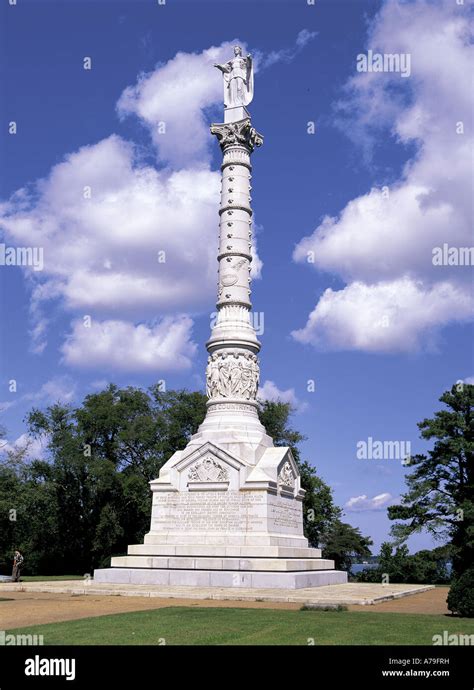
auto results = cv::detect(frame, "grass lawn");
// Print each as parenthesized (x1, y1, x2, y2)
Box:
(21, 575, 84, 582)
(8, 607, 474, 645)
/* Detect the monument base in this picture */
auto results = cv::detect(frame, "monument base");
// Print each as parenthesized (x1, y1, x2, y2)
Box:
(93, 440, 348, 590)
(94, 567, 347, 589)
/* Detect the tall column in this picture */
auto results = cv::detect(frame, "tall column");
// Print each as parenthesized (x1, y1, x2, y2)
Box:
(191, 118, 272, 462)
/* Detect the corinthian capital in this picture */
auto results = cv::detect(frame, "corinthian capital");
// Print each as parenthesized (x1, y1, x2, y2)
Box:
(210, 119, 264, 152)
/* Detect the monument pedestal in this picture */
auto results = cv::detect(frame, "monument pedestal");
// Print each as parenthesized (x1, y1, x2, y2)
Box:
(94, 441, 347, 589)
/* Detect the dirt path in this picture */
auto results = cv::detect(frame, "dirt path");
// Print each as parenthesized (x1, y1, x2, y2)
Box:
(349, 587, 450, 615)
(0, 587, 450, 630)
(0, 592, 301, 629)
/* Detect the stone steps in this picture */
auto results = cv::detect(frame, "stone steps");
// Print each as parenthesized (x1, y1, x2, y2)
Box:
(127, 544, 322, 559)
(143, 533, 311, 548)
(111, 555, 335, 572)
(94, 567, 347, 589)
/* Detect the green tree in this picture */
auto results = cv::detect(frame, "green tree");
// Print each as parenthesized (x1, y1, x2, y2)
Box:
(320, 520, 372, 571)
(258, 400, 341, 546)
(388, 384, 474, 577)
(0, 387, 371, 576)
(356, 542, 451, 584)
(258, 400, 370, 560)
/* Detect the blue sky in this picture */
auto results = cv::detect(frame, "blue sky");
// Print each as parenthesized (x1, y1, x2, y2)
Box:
(0, 0, 472, 552)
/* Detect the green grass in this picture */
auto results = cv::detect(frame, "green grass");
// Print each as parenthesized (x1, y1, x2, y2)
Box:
(8, 607, 474, 645)
(20, 575, 84, 582)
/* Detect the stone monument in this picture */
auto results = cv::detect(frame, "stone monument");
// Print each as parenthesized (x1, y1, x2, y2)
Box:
(94, 46, 347, 589)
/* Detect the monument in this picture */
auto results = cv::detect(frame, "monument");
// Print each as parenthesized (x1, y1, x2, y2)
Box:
(94, 47, 347, 589)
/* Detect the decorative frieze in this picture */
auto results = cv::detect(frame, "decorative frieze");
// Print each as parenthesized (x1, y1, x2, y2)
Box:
(206, 349, 259, 400)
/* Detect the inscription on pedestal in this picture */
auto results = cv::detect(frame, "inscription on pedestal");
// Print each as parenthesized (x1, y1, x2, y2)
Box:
(151, 490, 302, 536)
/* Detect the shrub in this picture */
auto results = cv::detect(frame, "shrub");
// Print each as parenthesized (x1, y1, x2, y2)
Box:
(447, 568, 474, 617)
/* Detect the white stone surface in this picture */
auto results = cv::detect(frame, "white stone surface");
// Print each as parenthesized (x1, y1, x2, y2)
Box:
(0, 580, 435, 606)
(109, 555, 335, 572)
(127, 544, 322, 558)
(94, 567, 347, 589)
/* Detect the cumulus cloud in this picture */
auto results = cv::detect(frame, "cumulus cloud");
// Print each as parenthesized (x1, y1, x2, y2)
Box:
(117, 40, 243, 169)
(117, 31, 317, 166)
(0, 376, 77, 414)
(0, 135, 220, 318)
(293, 278, 472, 352)
(23, 376, 77, 404)
(345, 492, 397, 512)
(258, 379, 307, 411)
(61, 316, 197, 372)
(1, 33, 318, 371)
(292, 0, 473, 353)
(1, 433, 46, 461)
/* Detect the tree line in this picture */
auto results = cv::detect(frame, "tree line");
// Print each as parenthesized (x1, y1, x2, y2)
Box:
(0, 382, 472, 615)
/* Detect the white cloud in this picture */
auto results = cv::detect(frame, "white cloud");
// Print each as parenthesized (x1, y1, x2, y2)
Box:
(0, 39, 275, 369)
(1, 433, 46, 461)
(89, 379, 109, 391)
(292, 0, 473, 353)
(117, 40, 243, 169)
(292, 278, 472, 353)
(257, 29, 318, 70)
(0, 401, 15, 412)
(61, 316, 197, 372)
(1, 136, 221, 318)
(24, 376, 77, 404)
(0, 377, 76, 414)
(257, 379, 307, 412)
(463, 376, 474, 385)
(118, 32, 318, 168)
(345, 492, 397, 512)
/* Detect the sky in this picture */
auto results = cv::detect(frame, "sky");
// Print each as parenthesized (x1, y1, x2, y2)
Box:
(0, 0, 472, 553)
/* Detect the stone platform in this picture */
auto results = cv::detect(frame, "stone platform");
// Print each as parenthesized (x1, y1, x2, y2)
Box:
(94, 442, 348, 589)
(94, 541, 346, 589)
(0, 580, 434, 606)
(94, 567, 346, 589)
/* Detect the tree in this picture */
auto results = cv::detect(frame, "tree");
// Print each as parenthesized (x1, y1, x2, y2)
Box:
(258, 400, 370, 559)
(447, 568, 474, 617)
(258, 400, 340, 546)
(388, 384, 474, 578)
(0, 386, 371, 575)
(320, 520, 372, 571)
(356, 542, 451, 584)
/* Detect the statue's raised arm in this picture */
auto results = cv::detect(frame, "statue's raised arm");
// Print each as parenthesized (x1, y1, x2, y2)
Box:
(215, 45, 254, 110)
(214, 61, 231, 74)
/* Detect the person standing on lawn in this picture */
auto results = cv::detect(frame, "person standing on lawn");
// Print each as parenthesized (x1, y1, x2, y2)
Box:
(12, 550, 24, 582)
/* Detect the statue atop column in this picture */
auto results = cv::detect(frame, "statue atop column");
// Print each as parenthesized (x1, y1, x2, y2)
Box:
(214, 45, 254, 122)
